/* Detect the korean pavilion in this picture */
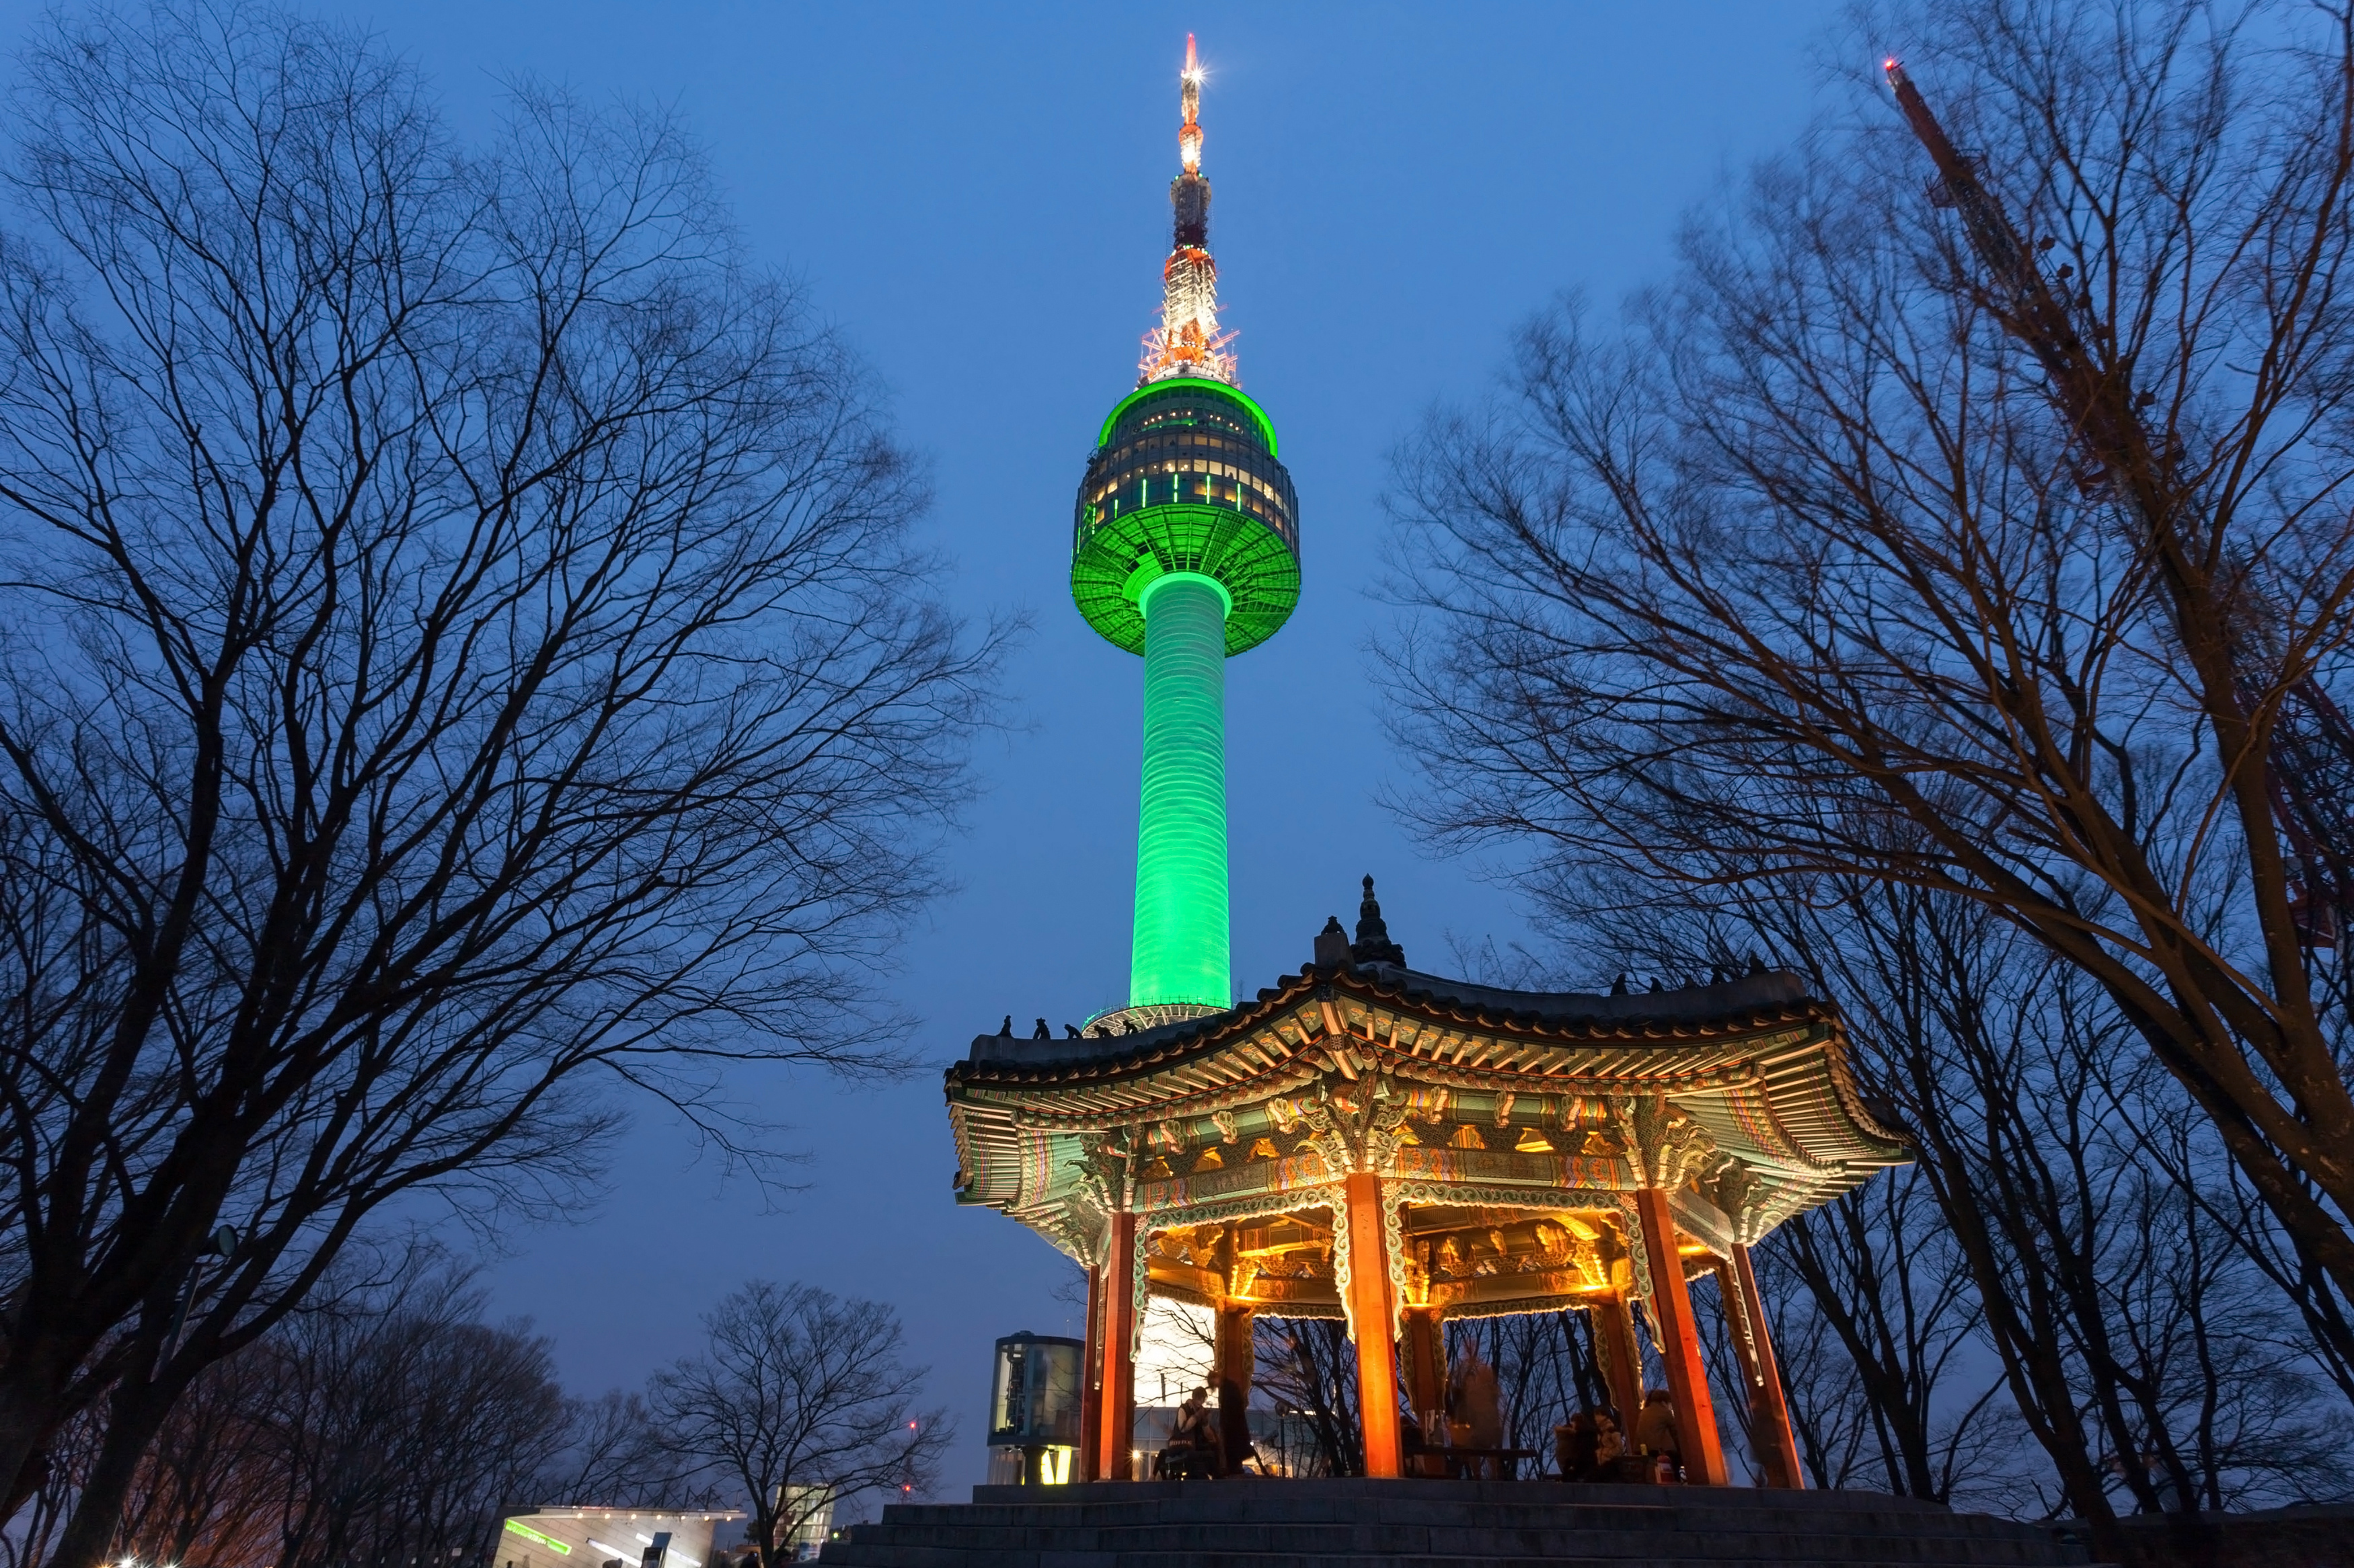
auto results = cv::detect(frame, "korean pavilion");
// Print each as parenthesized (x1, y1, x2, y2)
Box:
(945, 883, 1908, 1486)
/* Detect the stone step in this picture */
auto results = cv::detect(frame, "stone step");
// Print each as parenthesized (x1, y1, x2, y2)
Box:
(862, 1506, 2055, 1537)
(824, 1535, 2062, 1563)
(881, 1501, 2036, 1538)
(912, 1494, 2021, 1517)
(946, 1488, 2015, 1516)
(815, 1482, 2085, 1568)
(870, 1514, 2034, 1537)
(832, 1523, 2056, 1563)
(967, 1483, 1960, 1513)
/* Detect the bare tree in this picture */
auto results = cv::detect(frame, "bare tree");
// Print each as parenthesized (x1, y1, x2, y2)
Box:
(246, 1278, 573, 1568)
(0, 3, 1001, 1559)
(1747, 1176, 1995, 1499)
(1249, 1319, 1360, 1478)
(1576, 865, 2354, 1537)
(109, 1331, 286, 1568)
(1739, 1225, 1921, 1493)
(44, 1262, 604, 1568)
(559, 1390, 710, 1511)
(1589, 887, 2008, 1501)
(648, 1281, 950, 1568)
(1440, 1310, 1612, 1465)
(0, 1409, 93, 1568)
(1385, 0, 2354, 1401)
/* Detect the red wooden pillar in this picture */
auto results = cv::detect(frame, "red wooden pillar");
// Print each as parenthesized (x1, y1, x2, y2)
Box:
(1096, 1211, 1139, 1480)
(1400, 1305, 1446, 1425)
(1729, 1244, 1804, 1488)
(1632, 1186, 1729, 1485)
(1341, 1172, 1403, 1478)
(1592, 1293, 1644, 1425)
(1079, 1263, 1103, 1480)
(1213, 1300, 1255, 1473)
(1400, 1304, 1447, 1476)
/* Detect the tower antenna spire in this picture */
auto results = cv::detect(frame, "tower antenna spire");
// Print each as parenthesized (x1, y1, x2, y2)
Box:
(1144, 35, 1233, 384)
(1180, 33, 1202, 173)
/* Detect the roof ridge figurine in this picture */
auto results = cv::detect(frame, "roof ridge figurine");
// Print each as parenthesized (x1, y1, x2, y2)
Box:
(1350, 873, 1408, 967)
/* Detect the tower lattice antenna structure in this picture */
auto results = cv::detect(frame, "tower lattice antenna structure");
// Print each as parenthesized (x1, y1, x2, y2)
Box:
(1072, 38, 1301, 1025)
(1142, 35, 1236, 386)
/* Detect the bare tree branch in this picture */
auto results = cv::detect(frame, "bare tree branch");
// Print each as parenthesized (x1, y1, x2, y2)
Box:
(1385, 0, 2354, 1371)
(0, 4, 1005, 1557)
(647, 1281, 951, 1565)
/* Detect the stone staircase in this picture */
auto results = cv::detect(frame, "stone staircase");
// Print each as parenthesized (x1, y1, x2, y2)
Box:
(816, 1479, 2093, 1568)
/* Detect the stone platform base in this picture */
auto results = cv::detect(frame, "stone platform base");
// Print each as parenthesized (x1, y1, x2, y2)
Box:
(815, 1478, 2092, 1568)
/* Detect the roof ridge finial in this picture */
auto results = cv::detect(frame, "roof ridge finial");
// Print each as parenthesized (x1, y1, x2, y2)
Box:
(1351, 874, 1407, 968)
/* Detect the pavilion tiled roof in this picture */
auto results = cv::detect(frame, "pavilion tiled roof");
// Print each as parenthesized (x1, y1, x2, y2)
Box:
(952, 961, 1829, 1087)
(945, 952, 1907, 1258)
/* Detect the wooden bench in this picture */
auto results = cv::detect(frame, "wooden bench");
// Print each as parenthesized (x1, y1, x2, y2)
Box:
(1402, 1441, 1544, 1480)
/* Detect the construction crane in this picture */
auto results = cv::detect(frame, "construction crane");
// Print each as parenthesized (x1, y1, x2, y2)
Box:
(1884, 58, 2354, 945)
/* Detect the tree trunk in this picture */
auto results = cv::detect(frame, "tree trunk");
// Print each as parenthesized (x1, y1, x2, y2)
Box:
(45, 1373, 184, 1568)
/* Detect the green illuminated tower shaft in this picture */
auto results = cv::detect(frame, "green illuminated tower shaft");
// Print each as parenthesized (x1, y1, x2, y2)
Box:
(1071, 39, 1300, 1020)
(1132, 573, 1231, 1006)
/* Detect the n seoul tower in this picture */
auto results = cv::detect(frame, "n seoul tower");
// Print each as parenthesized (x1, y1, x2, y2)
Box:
(1074, 37, 1299, 1023)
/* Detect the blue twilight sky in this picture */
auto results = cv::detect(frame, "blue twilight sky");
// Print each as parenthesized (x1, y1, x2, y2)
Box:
(1, 0, 1874, 1494)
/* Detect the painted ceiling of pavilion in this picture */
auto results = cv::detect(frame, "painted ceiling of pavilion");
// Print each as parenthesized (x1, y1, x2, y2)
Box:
(945, 958, 1907, 1322)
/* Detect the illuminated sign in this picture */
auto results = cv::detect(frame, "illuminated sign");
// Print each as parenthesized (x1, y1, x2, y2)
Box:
(503, 1522, 573, 1556)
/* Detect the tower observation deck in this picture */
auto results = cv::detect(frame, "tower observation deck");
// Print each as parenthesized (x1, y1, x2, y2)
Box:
(1075, 38, 1301, 1019)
